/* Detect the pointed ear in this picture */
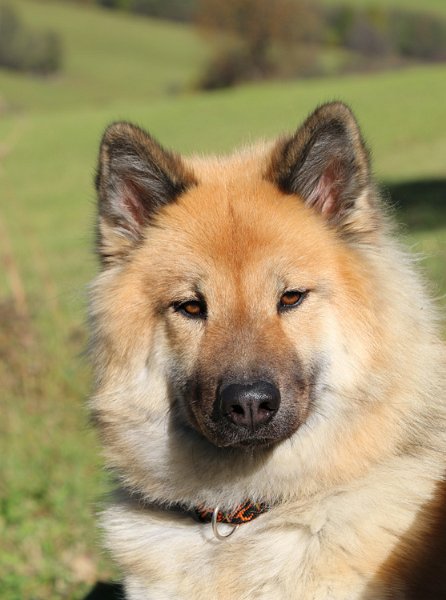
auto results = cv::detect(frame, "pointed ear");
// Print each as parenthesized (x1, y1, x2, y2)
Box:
(266, 102, 380, 239)
(95, 122, 197, 265)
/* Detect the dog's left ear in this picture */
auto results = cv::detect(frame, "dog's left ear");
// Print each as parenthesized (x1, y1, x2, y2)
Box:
(267, 102, 380, 239)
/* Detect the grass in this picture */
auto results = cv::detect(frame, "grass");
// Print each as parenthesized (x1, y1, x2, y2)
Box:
(0, 1, 445, 598)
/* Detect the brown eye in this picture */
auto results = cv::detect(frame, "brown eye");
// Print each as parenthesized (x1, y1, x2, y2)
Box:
(279, 290, 306, 311)
(175, 299, 207, 319)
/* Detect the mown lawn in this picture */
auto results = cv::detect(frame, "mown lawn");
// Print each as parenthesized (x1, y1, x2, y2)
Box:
(0, 2, 445, 598)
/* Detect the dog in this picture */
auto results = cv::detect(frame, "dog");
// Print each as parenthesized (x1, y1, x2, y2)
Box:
(89, 102, 446, 599)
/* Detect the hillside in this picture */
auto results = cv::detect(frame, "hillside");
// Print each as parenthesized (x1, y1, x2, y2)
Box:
(0, 0, 207, 113)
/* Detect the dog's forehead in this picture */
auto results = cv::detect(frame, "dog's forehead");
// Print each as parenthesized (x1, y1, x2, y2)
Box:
(151, 174, 337, 274)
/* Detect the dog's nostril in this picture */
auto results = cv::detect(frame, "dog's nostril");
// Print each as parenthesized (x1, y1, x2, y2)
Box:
(218, 381, 281, 431)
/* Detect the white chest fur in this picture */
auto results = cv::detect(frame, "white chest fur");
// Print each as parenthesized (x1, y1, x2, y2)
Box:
(102, 461, 436, 600)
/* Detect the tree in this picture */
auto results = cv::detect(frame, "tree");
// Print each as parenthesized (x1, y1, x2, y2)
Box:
(196, 0, 322, 87)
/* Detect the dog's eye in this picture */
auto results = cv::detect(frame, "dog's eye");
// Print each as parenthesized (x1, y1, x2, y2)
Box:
(279, 290, 306, 311)
(175, 300, 207, 319)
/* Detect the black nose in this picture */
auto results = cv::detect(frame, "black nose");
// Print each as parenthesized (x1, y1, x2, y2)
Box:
(219, 381, 281, 432)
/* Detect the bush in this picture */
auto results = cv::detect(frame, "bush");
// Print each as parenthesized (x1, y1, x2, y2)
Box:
(327, 5, 446, 62)
(198, 46, 254, 90)
(390, 10, 446, 61)
(97, 0, 196, 21)
(129, 0, 196, 21)
(0, 3, 62, 75)
(345, 11, 392, 57)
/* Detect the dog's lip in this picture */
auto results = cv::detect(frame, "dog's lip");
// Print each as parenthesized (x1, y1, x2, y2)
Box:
(214, 434, 279, 450)
(178, 418, 276, 449)
(201, 420, 301, 450)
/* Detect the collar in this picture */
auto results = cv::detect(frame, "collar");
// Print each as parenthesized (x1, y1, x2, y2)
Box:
(123, 489, 270, 536)
(193, 499, 270, 525)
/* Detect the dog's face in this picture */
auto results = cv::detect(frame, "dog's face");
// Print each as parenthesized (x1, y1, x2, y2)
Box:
(91, 103, 393, 502)
(127, 182, 332, 449)
(117, 178, 381, 451)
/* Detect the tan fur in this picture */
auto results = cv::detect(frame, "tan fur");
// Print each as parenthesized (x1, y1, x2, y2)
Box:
(89, 105, 446, 599)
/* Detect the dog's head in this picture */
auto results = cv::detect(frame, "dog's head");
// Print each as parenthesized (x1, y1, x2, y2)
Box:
(90, 103, 425, 503)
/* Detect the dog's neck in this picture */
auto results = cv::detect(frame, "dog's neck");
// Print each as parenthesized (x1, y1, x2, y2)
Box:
(119, 487, 270, 526)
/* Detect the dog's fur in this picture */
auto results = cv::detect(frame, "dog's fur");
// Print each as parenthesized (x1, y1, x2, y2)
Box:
(89, 102, 446, 599)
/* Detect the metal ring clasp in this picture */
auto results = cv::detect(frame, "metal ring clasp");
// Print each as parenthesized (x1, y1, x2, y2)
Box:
(211, 505, 239, 541)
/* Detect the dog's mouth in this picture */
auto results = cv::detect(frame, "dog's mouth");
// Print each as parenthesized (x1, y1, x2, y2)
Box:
(193, 417, 303, 451)
(209, 431, 281, 450)
(182, 421, 289, 451)
(180, 397, 305, 451)
(219, 435, 286, 450)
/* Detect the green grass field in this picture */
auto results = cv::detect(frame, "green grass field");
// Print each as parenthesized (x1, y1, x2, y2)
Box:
(1, 1, 445, 598)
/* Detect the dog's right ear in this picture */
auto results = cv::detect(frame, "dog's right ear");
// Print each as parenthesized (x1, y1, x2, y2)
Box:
(95, 122, 196, 266)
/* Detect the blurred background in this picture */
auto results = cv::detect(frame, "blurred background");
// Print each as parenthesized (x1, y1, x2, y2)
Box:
(0, 0, 445, 597)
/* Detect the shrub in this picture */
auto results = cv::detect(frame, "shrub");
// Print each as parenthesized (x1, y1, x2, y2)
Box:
(390, 10, 446, 61)
(327, 5, 446, 62)
(198, 46, 252, 90)
(0, 3, 62, 75)
(345, 11, 392, 57)
(97, 0, 196, 21)
(129, 0, 196, 22)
